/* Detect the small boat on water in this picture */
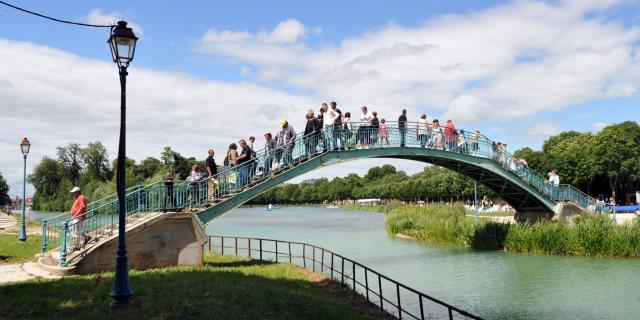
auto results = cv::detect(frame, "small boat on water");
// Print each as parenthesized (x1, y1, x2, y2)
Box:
(265, 204, 273, 212)
(325, 205, 339, 209)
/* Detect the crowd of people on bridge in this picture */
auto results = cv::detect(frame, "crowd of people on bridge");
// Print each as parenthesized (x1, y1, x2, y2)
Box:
(174, 102, 542, 206)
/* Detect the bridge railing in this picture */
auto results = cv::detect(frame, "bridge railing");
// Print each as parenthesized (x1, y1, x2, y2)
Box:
(204, 235, 484, 320)
(45, 120, 600, 264)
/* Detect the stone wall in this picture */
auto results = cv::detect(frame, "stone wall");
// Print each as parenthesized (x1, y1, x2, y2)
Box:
(74, 213, 207, 275)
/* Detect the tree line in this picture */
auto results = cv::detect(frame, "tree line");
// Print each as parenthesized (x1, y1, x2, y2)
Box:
(247, 165, 496, 205)
(513, 121, 640, 203)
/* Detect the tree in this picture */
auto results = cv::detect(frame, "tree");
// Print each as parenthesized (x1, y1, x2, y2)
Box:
(57, 143, 84, 183)
(82, 142, 112, 181)
(161, 147, 176, 165)
(28, 157, 69, 211)
(0, 173, 9, 206)
(592, 121, 640, 201)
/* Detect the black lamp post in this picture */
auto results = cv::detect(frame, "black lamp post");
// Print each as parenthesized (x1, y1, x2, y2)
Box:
(108, 21, 138, 307)
(18, 137, 30, 243)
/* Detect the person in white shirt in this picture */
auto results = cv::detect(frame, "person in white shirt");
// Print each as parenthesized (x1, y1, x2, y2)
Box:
(358, 106, 373, 145)
(324, 102, 340, 149)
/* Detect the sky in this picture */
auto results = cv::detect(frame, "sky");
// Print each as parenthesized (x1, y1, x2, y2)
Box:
(1, 0, 639, 199)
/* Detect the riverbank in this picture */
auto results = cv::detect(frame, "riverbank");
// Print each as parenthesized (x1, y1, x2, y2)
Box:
(344, 204, 640, 258)
(0, 253, 391, 319)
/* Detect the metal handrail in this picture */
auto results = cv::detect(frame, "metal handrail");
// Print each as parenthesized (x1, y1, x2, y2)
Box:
(204, 235, 484, 320)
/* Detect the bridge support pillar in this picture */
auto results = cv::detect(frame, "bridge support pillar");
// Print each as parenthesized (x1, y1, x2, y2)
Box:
(74, 212, 207, 275)
(514, 211, 553, 223)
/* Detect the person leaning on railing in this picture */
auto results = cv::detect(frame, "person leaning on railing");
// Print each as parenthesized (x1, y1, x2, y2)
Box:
(206, 150, 222, 202)
(69, 186, 89, 250)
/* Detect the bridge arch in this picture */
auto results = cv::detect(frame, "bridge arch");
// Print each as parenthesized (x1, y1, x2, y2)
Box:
(197, 146, 557, 225)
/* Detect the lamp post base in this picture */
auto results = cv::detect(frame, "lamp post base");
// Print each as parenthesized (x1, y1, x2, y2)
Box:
(110, 254, 133, 308)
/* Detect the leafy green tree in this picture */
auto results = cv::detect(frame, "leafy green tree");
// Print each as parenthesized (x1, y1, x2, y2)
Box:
(0, 173, 9, 206)
(592, 121, 640, 201)
(82, 142, 112, 182)
(28, 157, 68, 211)
(161, 146, 176, 165)
(57, 143, 84, 183)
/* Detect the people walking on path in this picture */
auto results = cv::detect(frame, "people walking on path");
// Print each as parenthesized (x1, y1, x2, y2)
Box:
(398, 109, 408, 147)
(69, 186, 88, 250)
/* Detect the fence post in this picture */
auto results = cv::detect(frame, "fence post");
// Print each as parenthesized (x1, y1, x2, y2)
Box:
(321, 249, 324, 273)
(235, 237, 238, 255)
(59, 222, 68, 267)
(303, 244, 306, 268)
(419, 295, 425, 320)
(259, 239, 263, 260)
(221, 237, 225, 255)
(448, 308, 453, 320)
(352, 262, 356, 289)
(330, 253, 334, 278)
(288, 242, 292, 263)
(275, 241, 278, 262)
(378, 275, 383, 311)
(364, 268, 369, 302)
(312, 246, 315, 272)
(248, 239, 251, 258)
(41, 220, 47, 253)
(208, 236, 211, 252)
(396, 283, 402, 319)
(341, 258, 345, 285)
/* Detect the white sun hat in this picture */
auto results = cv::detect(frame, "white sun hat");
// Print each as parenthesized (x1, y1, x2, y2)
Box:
(70, 186, 81, 193)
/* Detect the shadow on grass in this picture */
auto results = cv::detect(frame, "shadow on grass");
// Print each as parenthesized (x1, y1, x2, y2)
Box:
(0, 262, 392, 320)
(470, 222, 510, 250)
(203, 259, 275, 268)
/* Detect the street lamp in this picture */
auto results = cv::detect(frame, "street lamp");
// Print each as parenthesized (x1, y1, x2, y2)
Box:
(108, 21, 138, 308)
(18, 137, 30, 243)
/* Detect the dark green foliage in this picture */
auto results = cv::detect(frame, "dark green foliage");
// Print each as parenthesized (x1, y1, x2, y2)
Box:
(514, 121, 640, 201)
(0, 173, 9, 206)
(249, 166, 496, 205)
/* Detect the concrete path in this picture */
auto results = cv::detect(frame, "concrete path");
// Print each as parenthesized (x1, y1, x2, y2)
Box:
(0, 214, 17, 231)
(0, 262, 60, 285)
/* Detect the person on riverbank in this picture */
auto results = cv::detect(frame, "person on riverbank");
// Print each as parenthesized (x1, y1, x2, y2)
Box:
(398, 109, 408, 147)
(69, 186, 88, 250)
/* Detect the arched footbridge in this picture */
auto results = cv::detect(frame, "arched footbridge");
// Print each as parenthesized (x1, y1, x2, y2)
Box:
(41, 121, 597, 263)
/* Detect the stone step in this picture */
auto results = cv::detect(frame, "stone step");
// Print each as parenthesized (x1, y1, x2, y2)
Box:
(22, 262, 60, 279)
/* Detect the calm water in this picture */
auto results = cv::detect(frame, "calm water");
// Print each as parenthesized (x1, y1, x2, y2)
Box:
(207, 207, 640, 320)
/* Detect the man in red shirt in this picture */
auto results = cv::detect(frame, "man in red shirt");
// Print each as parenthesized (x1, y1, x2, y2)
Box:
(69, 186, 88, 249)
(444, 120, 457, 151)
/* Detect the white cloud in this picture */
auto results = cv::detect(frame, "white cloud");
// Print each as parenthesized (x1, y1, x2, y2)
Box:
(592, 122, 609, 132)
(202, 18, 312, 45)
(241, 66, 252, 76)
(84, 9, 144, 37)
(196, 1, 640, 125)
(0, 39, 312, 197)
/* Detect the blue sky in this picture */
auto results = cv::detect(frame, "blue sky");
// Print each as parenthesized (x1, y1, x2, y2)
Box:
(1, 0, 639, 198)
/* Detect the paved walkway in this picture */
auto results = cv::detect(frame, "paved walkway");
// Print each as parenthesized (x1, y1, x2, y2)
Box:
(0, 214, 17, 231)
(0, 262, 59, 285)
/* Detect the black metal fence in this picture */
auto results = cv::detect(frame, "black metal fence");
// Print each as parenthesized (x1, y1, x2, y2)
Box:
(204, 235, 483, 320)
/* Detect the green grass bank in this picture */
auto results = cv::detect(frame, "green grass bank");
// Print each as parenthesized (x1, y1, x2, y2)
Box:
(345, 204, 640, 258)
(0, 253, 390, 320)
(0, 234, 42, 264)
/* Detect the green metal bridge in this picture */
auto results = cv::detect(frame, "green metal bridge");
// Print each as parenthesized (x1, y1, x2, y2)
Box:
(42, 121, 598, 265)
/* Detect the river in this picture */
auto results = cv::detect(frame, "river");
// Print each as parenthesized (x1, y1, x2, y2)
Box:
(206, 207, 640, 320)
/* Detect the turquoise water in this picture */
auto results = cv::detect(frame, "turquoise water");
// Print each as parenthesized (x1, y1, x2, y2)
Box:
(206, 207, 640, 320)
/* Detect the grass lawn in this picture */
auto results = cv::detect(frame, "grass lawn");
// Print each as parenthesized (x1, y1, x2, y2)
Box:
(0, 234, 41, 264)
(0, 253, 391, 320)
